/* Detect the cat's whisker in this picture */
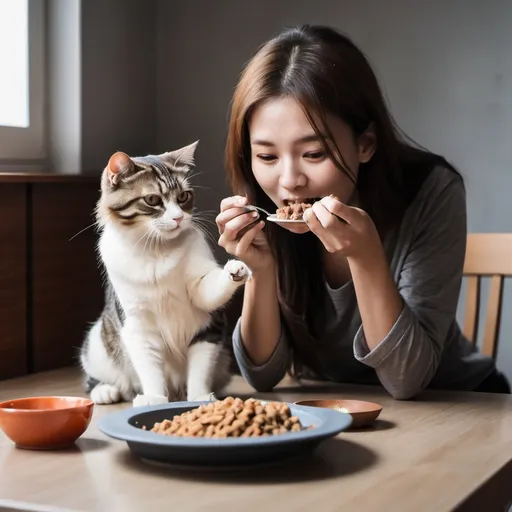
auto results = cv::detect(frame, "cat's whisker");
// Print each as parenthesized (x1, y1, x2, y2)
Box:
(192, 219, 218, 247)
(193, 216, 218, 230)
(191, 217, 212, 233)
(187, 171, 203, 181)
(192, 214, 216, 227)
(150, 229, 161, 255)
(198, 211, 219, 218)
(142, 229, 153, 256)
(196, 228, 217, 248)
(132, 229, 151, 252)
(194, 222, 217, 239)
(193, 210, 218, 219)
(69, 222, 99, 241)
(196, 214, 217, 222)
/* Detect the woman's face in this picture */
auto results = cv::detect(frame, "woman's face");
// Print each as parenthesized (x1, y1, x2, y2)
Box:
(249, 97, 374, 234)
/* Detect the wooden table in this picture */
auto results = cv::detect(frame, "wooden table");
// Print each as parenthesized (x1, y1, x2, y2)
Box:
(0, 368, 511, 512)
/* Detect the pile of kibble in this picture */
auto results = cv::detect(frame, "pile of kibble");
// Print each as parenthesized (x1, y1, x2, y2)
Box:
(145, 396, 305, 438)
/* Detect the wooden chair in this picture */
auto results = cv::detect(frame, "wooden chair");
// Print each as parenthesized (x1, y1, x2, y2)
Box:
(463, 233, 512, 360)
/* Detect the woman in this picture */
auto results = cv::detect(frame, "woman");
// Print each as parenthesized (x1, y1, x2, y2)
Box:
(215, 24, 510, 398)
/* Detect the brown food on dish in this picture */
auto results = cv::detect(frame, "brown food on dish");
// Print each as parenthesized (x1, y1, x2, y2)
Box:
(275, 202, 312, 220)
(275, 195, 339, 220)
(144, 397, 306, 438)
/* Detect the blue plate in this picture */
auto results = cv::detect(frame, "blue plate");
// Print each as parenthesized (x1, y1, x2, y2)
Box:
(98, 401, 352, 470)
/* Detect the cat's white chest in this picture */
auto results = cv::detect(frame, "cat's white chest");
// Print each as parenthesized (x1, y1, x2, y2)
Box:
(99, 228, 210, 351)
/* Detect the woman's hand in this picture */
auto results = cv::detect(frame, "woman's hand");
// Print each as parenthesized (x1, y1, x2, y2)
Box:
(303, 195, 381, 261)
(216, 196, 274, 273)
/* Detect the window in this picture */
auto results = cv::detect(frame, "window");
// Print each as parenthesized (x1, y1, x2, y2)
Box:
(0, 0, 45, 166)
(0, 0, 28, 128)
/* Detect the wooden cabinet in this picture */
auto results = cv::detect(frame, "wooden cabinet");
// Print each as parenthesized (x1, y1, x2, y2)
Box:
(0, 185, 27, 379)
(0, 174, 104, 380)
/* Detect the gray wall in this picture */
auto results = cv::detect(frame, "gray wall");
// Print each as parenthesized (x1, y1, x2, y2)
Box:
(155, 0, 512, 380)
(80, 0, 157, 171)
(48, 0, 157, 173)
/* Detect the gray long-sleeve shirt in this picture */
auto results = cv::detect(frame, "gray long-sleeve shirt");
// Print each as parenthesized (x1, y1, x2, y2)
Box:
(233, 165, 496, 399)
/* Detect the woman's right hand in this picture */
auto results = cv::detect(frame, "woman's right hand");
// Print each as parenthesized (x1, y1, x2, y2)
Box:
(216, 196, 274, 273)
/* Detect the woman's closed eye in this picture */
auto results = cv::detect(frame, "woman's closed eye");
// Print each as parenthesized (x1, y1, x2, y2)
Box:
(256, 154, 277, 162)
(256, 151, 325, 162)
(304, 151, 326, 160)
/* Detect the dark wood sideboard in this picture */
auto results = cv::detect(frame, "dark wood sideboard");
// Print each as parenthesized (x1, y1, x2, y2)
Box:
(0, 173, 104, 380)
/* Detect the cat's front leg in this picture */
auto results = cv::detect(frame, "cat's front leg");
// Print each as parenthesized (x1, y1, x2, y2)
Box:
(186, 341, 229, 402)
(121, 316, 169, 407)
(189, 259, 251, 312)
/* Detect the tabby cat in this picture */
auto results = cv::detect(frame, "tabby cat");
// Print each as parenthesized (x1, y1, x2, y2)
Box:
(80, 141, 250, 406)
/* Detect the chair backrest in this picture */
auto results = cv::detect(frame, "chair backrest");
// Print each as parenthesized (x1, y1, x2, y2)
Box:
(463, 233, 512, 359)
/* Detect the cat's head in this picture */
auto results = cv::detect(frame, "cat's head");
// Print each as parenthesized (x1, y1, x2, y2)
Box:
(97, 141, 199, 241)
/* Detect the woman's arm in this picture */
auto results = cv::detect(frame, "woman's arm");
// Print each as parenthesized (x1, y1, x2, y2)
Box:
(351, 173, 467, 399)
(233, 264, 290, 391)
(305, 170, 467, 399)
(240, 264, 281, 364)
(215, 195, 289, 391)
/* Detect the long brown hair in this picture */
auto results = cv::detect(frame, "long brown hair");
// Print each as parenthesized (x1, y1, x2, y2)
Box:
(225, 25, 459, 341)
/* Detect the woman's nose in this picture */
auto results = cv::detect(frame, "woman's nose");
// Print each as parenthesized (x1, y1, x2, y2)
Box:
(279, 158, 307, 190)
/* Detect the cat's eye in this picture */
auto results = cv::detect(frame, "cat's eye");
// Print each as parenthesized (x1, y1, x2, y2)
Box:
(177, 191, 192, 204)
(144, 194, 162, 206)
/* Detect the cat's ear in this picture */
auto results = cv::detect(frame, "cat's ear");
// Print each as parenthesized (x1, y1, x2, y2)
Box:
(159, 140, 199, 172)
(107, 151, 134, 185)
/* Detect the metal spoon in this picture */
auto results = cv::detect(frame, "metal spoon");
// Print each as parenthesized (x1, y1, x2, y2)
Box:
(243, 205, 273, 217)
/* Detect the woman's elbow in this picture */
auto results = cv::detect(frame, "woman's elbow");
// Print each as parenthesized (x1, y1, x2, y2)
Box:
(387, 385, 422, 400)
(380, 374, 429, 400)
(239, 367, 285, 393)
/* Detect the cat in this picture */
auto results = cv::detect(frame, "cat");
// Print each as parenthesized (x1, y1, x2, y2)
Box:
(80, 141, 251, 406)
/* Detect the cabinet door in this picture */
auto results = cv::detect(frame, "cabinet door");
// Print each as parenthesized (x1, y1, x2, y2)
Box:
(0, 185, 27, 379)
(31, 183, 104, 371)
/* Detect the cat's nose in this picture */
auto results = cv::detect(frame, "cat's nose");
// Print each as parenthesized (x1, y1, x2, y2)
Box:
(173, 216, 183, 226)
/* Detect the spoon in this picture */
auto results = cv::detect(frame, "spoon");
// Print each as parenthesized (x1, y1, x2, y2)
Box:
(244, 205, 273, 217)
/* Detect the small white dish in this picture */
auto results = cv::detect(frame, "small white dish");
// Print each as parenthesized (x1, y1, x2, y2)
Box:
(244, 205, 307, 225)
(266, 214, 306, 224)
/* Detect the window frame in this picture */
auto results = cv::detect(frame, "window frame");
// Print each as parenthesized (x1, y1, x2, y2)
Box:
(0, 0, 46, 169)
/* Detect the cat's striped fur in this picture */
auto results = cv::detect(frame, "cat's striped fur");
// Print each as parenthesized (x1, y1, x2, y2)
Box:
(80, 142, 250, 406)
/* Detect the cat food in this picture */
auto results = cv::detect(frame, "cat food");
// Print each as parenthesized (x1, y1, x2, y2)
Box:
(145, 397, 306, 438)
(275, 195, 339, 220)
(276, 202, 313, 220)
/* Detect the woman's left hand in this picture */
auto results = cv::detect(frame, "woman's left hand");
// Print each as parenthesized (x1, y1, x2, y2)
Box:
(303, 195, 381, 259)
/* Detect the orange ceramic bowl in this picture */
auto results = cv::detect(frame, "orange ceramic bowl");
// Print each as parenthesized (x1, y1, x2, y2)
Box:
(0, 396, 94, 450)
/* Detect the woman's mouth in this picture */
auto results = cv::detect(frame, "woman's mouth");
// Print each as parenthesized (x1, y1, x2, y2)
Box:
(282, 197, 320, 207)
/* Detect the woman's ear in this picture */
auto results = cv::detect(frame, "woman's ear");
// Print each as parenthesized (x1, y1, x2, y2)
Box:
(357, 123, 377, 164)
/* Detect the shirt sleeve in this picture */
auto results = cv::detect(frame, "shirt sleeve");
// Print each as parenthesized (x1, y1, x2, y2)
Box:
(232, 316, 290, 391)
(353, 170, 467, 399)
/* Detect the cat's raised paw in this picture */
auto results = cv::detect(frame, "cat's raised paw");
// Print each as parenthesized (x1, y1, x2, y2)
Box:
(224, 259, 251, 283)
(90, 384, 122, 405)
(133, 394, 169, 407)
